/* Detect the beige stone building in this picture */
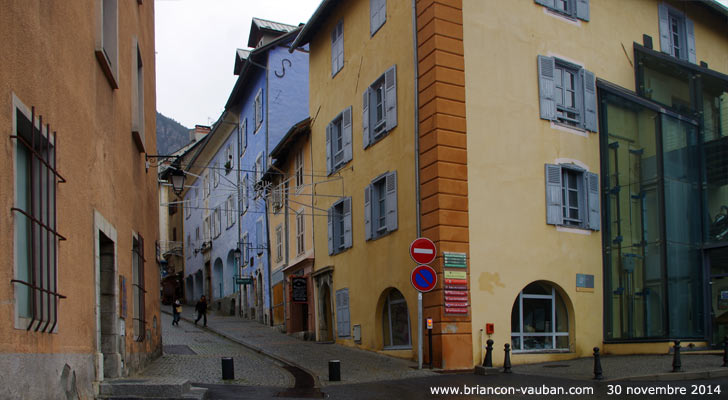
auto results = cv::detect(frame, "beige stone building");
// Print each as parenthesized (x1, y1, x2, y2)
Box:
(0, 1, 161, 397)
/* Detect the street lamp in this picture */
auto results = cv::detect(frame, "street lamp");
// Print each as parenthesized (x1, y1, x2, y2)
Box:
(169, 168, 186, 195)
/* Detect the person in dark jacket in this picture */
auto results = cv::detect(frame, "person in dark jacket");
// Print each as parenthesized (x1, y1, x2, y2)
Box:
(194, 295, 207, 327)
(172, 299, 181, 326)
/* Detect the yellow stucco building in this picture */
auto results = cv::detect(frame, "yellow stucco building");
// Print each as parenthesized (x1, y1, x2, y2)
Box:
(292, 0, 728, 370)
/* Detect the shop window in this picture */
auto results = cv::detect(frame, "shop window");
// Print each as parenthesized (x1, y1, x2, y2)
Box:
(511, 282, 568, 351)
(382, 289, 411, 348)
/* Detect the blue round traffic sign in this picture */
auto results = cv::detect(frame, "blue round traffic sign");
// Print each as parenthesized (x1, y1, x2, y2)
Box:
(411, 265, 437, 292)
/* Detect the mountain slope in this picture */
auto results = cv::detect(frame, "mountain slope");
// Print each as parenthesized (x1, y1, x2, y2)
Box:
(156, 112, 192, 155)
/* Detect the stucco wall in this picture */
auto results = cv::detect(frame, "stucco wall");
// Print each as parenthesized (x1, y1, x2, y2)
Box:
(462, 0, 728, 365)
(308, 0, 419, 355)
(0, 0, 160, 396)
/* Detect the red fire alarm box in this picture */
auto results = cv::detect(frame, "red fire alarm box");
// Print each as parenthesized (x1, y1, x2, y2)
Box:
(485, 323, 494, 334)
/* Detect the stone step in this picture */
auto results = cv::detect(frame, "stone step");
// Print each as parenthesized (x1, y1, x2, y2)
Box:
(98, 378, 207, 399)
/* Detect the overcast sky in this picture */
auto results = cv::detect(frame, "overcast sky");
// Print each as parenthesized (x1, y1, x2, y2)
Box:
(156, 0, 728, 129)
(155, 0, 321, 128)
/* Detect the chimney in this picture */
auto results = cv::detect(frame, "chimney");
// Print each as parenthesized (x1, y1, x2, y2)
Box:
(190, 124, 211, 142)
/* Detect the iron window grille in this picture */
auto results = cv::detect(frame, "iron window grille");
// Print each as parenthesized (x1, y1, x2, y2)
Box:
(10, 106, 67, 333)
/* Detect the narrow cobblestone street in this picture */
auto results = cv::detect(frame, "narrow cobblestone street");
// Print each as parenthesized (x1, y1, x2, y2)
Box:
(133, 313, 293, 387)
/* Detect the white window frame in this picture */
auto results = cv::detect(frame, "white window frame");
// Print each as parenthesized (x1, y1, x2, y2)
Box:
(226, 195, 235, 228)
(296, 209, 305, 255)
(96, 0, 119, 88)
(275, 224, 283, 263)
(511, 286, 569, 353)
(255, 89, 263, 132)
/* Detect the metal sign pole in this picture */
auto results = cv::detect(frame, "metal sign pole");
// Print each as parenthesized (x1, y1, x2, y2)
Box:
(418, 292, 423, 369)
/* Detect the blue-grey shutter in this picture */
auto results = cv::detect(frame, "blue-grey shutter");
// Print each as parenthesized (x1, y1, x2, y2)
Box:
(581, 68, 597, 132)
(327, 207, 334, 255)
(545, 164, 563, 225)
(537, 55, 556, 121)
(325, 123, 332, 174)
(686, 18, 696, 64)
(586, 172, 600, 230)
(384, 65, 397, 131)
(658, 3, 671, 54)
(575, 0, 589, 21)
(336, 288, 350, 337)
(362, 89, 370, 148)
(242, 119, 247, 150)
(385, 171, 397, 232)
(534, 0, 555, 8)
(343, 106, 353, 163)
(337, 23, 344, 72)
(364, 185, 372, 240)
(343, 197, 352, 248)
(370, 0, 386, 35)
(256, 219, 263, 254)
(331, 26, 338, 74)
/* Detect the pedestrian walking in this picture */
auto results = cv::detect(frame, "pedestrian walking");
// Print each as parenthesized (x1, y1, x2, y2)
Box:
(172, 299, 181, 326)
(195, 295, 208, 327)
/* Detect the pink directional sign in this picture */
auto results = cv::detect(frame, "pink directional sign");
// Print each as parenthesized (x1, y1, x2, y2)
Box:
(409, 237, 436, 265)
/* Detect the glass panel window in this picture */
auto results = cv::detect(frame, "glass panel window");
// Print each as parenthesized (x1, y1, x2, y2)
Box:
(554, 63, 581, 126)
(383, 289, 411, 348)
(510, 283, 569, 352)
(372, 80, 386, 136)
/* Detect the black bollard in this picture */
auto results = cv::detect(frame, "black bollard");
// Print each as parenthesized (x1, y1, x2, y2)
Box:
(503, 343, 512, 373)
(593, 347, 603, 380)
(221, 357, 234, 380)
(329, 359, 341, 381)
(672, 340, 682, 372)
(483, 339, 494, 368)
(723, 336, 727, 368)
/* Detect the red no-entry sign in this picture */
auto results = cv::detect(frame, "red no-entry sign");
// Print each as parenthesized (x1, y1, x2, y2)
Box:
(409, 237, 436, 265)
(411, 265, 437, 292)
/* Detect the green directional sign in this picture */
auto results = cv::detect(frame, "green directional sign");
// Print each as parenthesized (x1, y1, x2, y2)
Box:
(236, 277, 253, 285)
(443, 252, 467, 268)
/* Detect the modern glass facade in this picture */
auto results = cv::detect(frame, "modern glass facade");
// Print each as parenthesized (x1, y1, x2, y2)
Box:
(601, 45, 728, 343)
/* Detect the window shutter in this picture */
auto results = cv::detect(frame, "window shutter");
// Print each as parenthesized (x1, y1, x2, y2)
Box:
(586, 172, 600, 230)
(327, 207, 334, 255)
(331, 27, 338, 74)
(242, 119, 247, 150)
(362, 89, 370, 148)
(384, 65, 397, 131)
(545, 164, 563, 225)
(325, 123, 332, 174)
(658, 3, 671, 54)
(336, 288, 350, 337)
(534, 0, 555, 8)
(337, 23, 344, 73)
(385, 171, 397, 232)
(364, 185, 372, 240)
(686, 18, 696, 64)
(581, 68, 597, 132)
(256, 219, 263, 254)
(575, 0, 589, 21)
(342, 106, 353, 164)
(370, 0, 377, 35)
(344, 197, 352, 248)
(537, 56, 556, 121)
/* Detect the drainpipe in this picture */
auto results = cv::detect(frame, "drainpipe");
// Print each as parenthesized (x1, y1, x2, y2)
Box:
(265, 62, 273, 326)
(412, 0, 423, 370)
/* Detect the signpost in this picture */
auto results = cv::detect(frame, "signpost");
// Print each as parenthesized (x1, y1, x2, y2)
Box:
(410, 237, 437, 371)
(235, 276, 253, 285)
(411, 265, 437, 292)
(410, 238, 437, 265)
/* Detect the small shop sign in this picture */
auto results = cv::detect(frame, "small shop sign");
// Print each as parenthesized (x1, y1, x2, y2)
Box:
(291, 277, 307, 303)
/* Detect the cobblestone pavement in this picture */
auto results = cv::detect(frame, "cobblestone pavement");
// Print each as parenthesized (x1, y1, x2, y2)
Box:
(133, 313, 293, 387)
(176, 305, 438, 387)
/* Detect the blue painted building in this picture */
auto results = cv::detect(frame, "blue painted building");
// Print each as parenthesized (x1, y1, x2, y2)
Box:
(181, 114, 241, 309)
(225, 18, 309, 324)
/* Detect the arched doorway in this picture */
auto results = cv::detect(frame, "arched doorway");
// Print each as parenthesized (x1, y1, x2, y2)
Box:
(382, 288, 411, 349)
(194, 270, 204, 301)
(213, 258, 223, 300)
(318, 282, 333, 341)
(225, 250, 236, 295)
(185, 276, 194, 304)
(511, 281, 571, 352)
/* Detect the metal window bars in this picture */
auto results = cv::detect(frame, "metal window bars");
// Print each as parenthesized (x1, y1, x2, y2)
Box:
(132, 234, 147, 342)
(9, 106, 67, 333)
